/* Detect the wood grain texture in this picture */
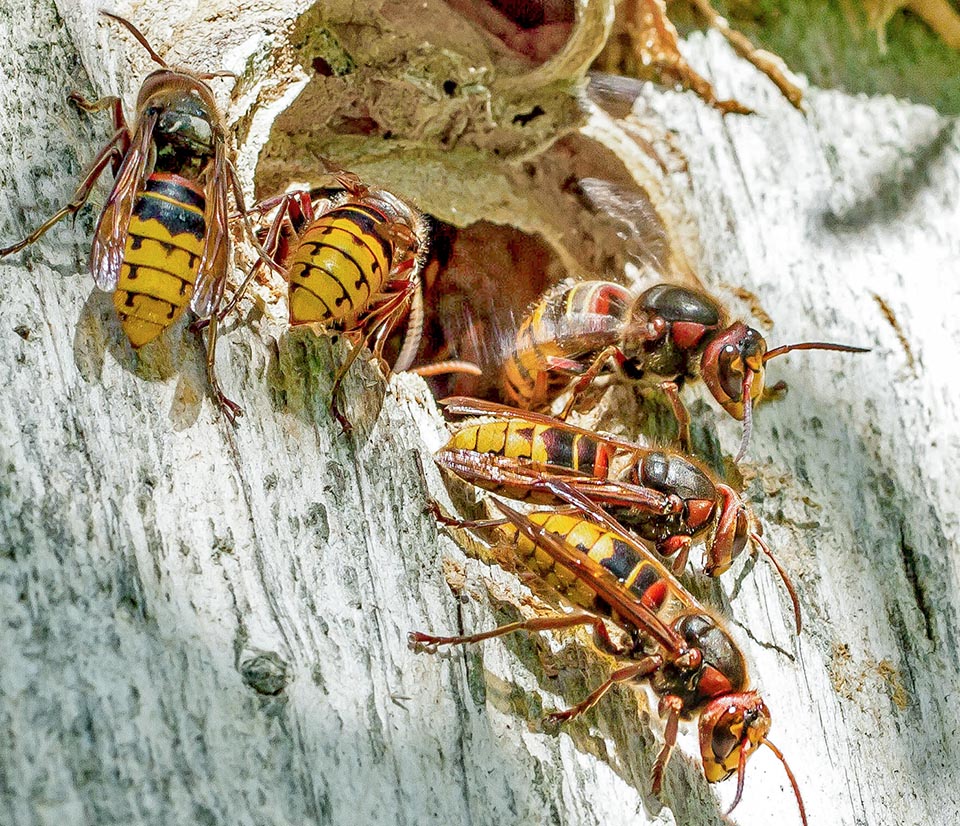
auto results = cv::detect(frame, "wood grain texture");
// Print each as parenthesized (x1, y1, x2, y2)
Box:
(0, 2, 958, 826)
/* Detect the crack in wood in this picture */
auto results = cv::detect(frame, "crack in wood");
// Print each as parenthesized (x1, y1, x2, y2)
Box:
(897, 521, 936, 644)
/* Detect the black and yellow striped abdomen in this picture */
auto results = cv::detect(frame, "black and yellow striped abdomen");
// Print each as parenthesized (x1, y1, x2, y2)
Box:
(503, 511, 681, 616)
(287, 203, 392, 326)
(114, 173, 205, 348)
(446, 419, 609, 476)
(501, 281, 632, 409)
(501, 297, 571, 409)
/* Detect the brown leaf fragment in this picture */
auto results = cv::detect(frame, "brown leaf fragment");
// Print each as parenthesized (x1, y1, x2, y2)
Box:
(906, 0, 960, 48)
(877, 659, 911, 711)
(732, 285, 775, 329)
(861, 0, 960, 49)
(687, 0, 804, 109)
(872, 292, 917, 375)
(620, 0, 754, 114)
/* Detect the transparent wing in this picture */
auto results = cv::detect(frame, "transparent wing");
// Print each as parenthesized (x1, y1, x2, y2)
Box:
(190, 142, 231, 317)
(493, 496, 688, 657)
(89, 111, 157, 291)
(584, 71, 647, 119)
(441, 396, 653, 454)
(574, 178, 667, 283)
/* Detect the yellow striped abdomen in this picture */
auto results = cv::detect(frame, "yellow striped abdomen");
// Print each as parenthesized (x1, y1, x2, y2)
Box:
(114, 173, 205, 348)
(501, 281, 631, 409)
(287, 203, 392, 326)
(501, 298, 566, 409)
(504, 511, 681, 615)
(447, 419, 606, 475)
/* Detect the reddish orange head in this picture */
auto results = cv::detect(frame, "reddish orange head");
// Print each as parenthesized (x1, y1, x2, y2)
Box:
(700, 323, 767, 420)
(702, 322, 868, 462)
(699, 690, 771, 783)
(699, 691, 808, 826)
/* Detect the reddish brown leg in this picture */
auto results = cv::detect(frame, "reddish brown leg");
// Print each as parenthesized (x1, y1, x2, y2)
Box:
(219, 191, 300, 322)
(559, 345, 621, 420)
(192, 188, 311, 337)
(228, 159, 291, 278)
(0, 128, 127, 257)
(658, 535, 692, 576)
(330, 281, 416, 432)
(241, 192, 296, 218)
(331, 169, 367, 197)
(201, 308, 242, 424)
(546, 655, 661, 725)
(194, 163, 302, 422)
(68, 93, 128, 174)
(425, 498, 510, 531)
(409, 612, 609, 651)
(69, 92, 123, 118)
(763, 379, 788, 402)
(368, 281, 416, 364)
(590, 620, 631, 657)
(651, 694, 683, 794)
(658, 380, 690, 453)
(411, 360, 482, 378)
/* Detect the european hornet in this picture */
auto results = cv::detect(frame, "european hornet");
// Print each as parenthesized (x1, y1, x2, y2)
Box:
(0, 12, 257, 420)
(501, 279, 868, 460)
(437, 396, 801, 633)
(412, 482, 807, 824)
(228, 174, 431, 430)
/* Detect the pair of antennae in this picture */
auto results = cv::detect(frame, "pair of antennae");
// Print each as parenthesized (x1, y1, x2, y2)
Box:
(728, 736, 808, 826)
(734, 340, 870, 463)
(101, 10, 236, 81)
(763, 340, 870, 362)
(750, 530, 801, 634)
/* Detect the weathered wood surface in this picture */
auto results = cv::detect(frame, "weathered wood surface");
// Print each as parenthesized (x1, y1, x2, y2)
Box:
(1, 2, 958, 825)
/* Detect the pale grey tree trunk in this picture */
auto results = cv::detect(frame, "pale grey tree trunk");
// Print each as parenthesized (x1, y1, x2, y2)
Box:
(1, 2, 958, 826)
